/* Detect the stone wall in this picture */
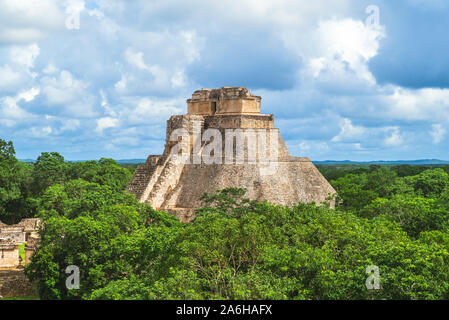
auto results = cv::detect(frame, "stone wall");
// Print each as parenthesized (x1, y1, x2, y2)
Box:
(0, 247, 19, 269)
(203, 114, 274, 129)
(0, 269, 37, 298)
(162, 158, 335, 222)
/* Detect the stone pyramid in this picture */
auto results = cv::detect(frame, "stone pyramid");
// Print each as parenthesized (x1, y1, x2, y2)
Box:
(127, 87, 335, 221)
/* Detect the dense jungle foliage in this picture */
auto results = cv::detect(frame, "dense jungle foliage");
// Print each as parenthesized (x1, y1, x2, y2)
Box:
(2, 138, 449, 300)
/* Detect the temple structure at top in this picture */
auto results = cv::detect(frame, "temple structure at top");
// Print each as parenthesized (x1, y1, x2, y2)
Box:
(187, 87, 261, 115)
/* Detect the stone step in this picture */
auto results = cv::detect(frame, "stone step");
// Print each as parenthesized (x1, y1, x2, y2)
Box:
(146, 159, 185, 209)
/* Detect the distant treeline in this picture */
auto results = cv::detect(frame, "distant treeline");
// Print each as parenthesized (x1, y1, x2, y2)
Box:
(317, 164, 449, 181)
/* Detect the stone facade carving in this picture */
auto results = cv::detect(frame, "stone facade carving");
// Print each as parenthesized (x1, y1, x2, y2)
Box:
(127, 87, 336, 222)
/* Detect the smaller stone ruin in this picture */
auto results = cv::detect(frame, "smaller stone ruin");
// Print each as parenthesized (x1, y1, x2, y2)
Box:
(0, 218, 40, 298)
(0, 218, 40, 268)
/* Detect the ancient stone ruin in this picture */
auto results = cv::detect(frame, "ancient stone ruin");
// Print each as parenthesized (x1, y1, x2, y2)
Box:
(0, 218, 40, 268)
(127, 87, 335, 222)
(0, 218, 40, 298)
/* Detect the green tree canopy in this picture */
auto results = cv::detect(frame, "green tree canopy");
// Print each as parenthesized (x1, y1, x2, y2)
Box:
(26, 187, 449, 300)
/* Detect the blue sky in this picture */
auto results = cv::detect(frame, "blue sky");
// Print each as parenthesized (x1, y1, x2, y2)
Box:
(1, 0, 448, 161)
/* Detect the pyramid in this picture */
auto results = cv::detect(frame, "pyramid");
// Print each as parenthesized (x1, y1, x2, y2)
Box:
(127, 87, 336, 221)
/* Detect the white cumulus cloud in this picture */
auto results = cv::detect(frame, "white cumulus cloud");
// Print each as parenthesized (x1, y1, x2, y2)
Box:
(430, 124, 446, 144)
(383, 128, 403, 147)
(96, 117, 119, 133)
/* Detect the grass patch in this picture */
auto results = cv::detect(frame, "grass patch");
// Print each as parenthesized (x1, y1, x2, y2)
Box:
(2, 295, 39, 300)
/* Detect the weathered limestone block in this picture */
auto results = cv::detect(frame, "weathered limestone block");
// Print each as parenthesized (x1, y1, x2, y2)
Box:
(0, 246, 19, 268)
